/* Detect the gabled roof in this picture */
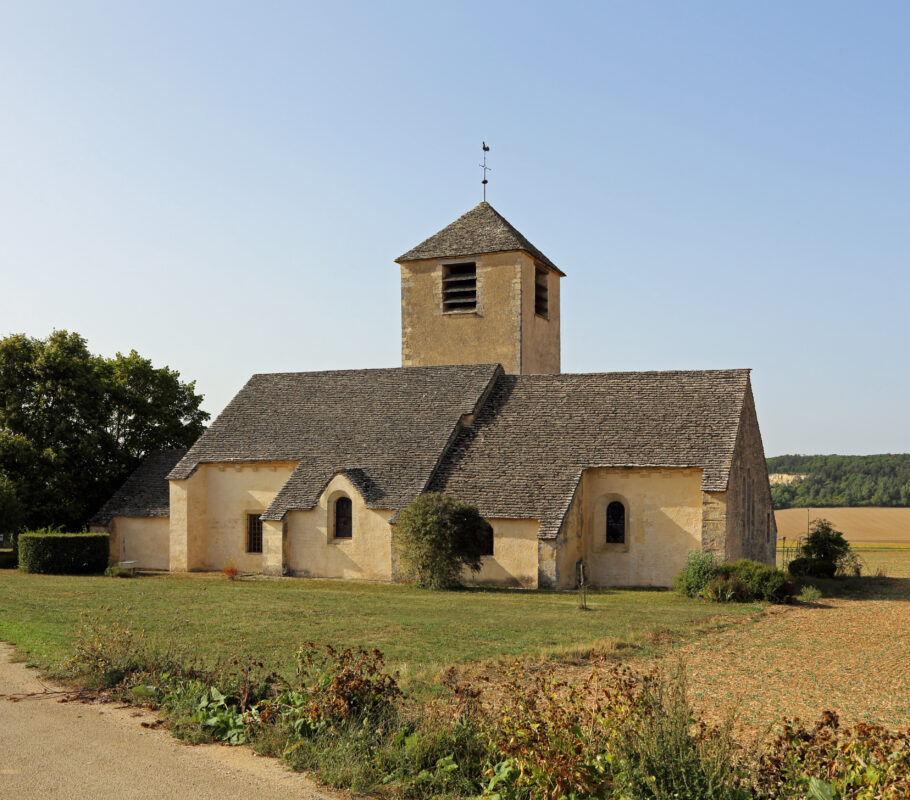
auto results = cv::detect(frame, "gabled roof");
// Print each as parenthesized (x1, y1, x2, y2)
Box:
(428, 369, 751, 538)
(90, 448, 188, 525)
(396, 202, 564, 275)
(167, 364, 503, 520)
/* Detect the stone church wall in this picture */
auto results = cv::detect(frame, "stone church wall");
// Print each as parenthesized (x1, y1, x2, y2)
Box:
(284, 473, 394, 581)
(555, 467, 705, 588)
(169, 461, 296, 572)
(724, 384, 777, 564)
(462, 518, 540, 589)
(518, 255, 560, 374)
(110, 517, 170, 570)
(400, 253, 524, 373)
(551, 481, 585, 589)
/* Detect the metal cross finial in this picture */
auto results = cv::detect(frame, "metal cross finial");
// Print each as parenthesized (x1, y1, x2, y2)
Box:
(480, 141, 491, 201)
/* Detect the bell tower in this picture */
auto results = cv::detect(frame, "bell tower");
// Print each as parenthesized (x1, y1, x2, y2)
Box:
(396, 202, 564, 375)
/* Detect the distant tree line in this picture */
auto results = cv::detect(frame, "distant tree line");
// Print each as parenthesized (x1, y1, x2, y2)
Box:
(767, 454, 910, 508)
(0, 330, 209, 533)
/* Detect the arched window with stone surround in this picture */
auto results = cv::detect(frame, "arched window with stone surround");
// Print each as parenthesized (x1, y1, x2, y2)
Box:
(334, 496, 352, 539)
(606, 501, 626, 544)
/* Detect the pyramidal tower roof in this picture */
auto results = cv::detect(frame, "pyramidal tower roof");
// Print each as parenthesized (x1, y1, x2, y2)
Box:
(396, 202, 564, 275)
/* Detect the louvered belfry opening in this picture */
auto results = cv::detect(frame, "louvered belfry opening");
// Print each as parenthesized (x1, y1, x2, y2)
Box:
(534, 265, 549, 318)
(442, 262, 477, 312)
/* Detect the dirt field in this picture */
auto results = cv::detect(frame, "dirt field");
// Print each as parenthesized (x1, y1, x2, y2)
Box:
(645, 582, 910, 734)
(775, 506, 910, 543)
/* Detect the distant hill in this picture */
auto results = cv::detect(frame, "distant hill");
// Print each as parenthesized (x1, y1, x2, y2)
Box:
(767, 454, 910, 509)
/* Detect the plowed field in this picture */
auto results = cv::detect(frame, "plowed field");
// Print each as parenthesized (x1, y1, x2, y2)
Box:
(775, 506, 910, 543)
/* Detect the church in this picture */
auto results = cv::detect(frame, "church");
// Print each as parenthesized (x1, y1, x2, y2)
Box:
(91, 202, 776, 588)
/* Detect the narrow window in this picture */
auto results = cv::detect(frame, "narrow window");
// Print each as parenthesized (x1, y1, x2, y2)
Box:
(606, 501, 625, 544)
(442, 262, 477, 312)
(480, 522, 494, 556)
(534, 265, 549, 318)
(246, 513, 263, 553)
(334, 496, 353, 539)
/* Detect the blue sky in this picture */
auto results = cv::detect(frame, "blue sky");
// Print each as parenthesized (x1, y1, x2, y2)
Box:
(1, 1, 908, 456)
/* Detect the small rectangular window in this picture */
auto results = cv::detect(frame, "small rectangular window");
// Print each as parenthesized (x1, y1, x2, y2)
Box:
(534, 265, 549, 318)
(442, 262, 477, 312)
(246, 513, 263, 553)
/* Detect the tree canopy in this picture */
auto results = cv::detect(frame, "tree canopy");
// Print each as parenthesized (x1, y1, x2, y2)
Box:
(767, 454, 910, 508)
(0, 330, 209, 532)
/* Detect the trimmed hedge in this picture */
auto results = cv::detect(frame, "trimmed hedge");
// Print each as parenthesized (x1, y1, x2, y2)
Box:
(18, 532, 109, 574)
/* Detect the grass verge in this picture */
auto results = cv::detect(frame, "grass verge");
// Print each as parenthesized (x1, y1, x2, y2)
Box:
(0, 570, 760, 693)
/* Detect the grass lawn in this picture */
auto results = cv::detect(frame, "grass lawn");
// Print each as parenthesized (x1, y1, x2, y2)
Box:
(0, 569, 759, 692)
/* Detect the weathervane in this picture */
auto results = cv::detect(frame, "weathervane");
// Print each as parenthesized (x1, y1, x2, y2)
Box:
(480, 141, 491, 201)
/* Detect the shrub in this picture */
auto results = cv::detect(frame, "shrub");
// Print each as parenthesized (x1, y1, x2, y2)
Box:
(18, 531, 109, 574)
(797, 585, 822, 603)
(722, 559, 793, 602)
(835, 550, 863, 577)
(674, 550, 718, 597)
(70, 611, 157, 687)
(293, 642, 401, 724)
(756, 711, 910, 799)
(788, 556, 836, 579)
(374, 702, 491, 798)
(616, 665, 753, 800)
(801, 519, 851, 563)
(679, 555, 793, 603)
(104, 565, 135, 578)
(704, 574, 749, 603)
(395, 493, 492, 589)
(486, 659, 752, 800)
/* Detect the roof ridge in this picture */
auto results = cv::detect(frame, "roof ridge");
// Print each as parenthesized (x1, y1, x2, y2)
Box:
(514, 368, 751, 379)
(247, 363, 502, 380)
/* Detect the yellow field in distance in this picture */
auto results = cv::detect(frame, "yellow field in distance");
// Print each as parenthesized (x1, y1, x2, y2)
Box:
(775, 506, 910, 544)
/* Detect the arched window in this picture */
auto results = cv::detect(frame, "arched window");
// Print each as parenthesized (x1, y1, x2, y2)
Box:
(479, 521, 494, 557)
(334, 496, 352, 539)
(606, 501, 625, 544)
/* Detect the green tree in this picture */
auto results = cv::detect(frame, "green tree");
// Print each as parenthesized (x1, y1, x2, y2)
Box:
(767, 454, 910, 509)
(395, 493, 492, 589)
(800, 518, 851, 563)
(0, 331, 209, 530)
(0, 474, 24, 547)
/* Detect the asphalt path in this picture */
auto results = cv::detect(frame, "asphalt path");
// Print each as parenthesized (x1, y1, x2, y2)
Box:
(0, 644, 339, 800)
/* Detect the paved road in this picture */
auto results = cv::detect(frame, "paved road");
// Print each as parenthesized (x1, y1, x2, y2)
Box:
(0, 644, 338, 800)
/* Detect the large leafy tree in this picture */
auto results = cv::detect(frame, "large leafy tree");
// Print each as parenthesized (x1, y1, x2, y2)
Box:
(0, 330, 209, 531)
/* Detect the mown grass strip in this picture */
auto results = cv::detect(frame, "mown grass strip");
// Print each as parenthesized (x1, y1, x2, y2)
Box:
(0, 570, 758, 692)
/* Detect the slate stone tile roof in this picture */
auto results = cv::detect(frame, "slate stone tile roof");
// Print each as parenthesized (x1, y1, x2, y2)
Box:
(90, 449, 188, 525)
(427, 369, 751, 539)
(396, 202, 565, 275)
(166, 364, 502, 521)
